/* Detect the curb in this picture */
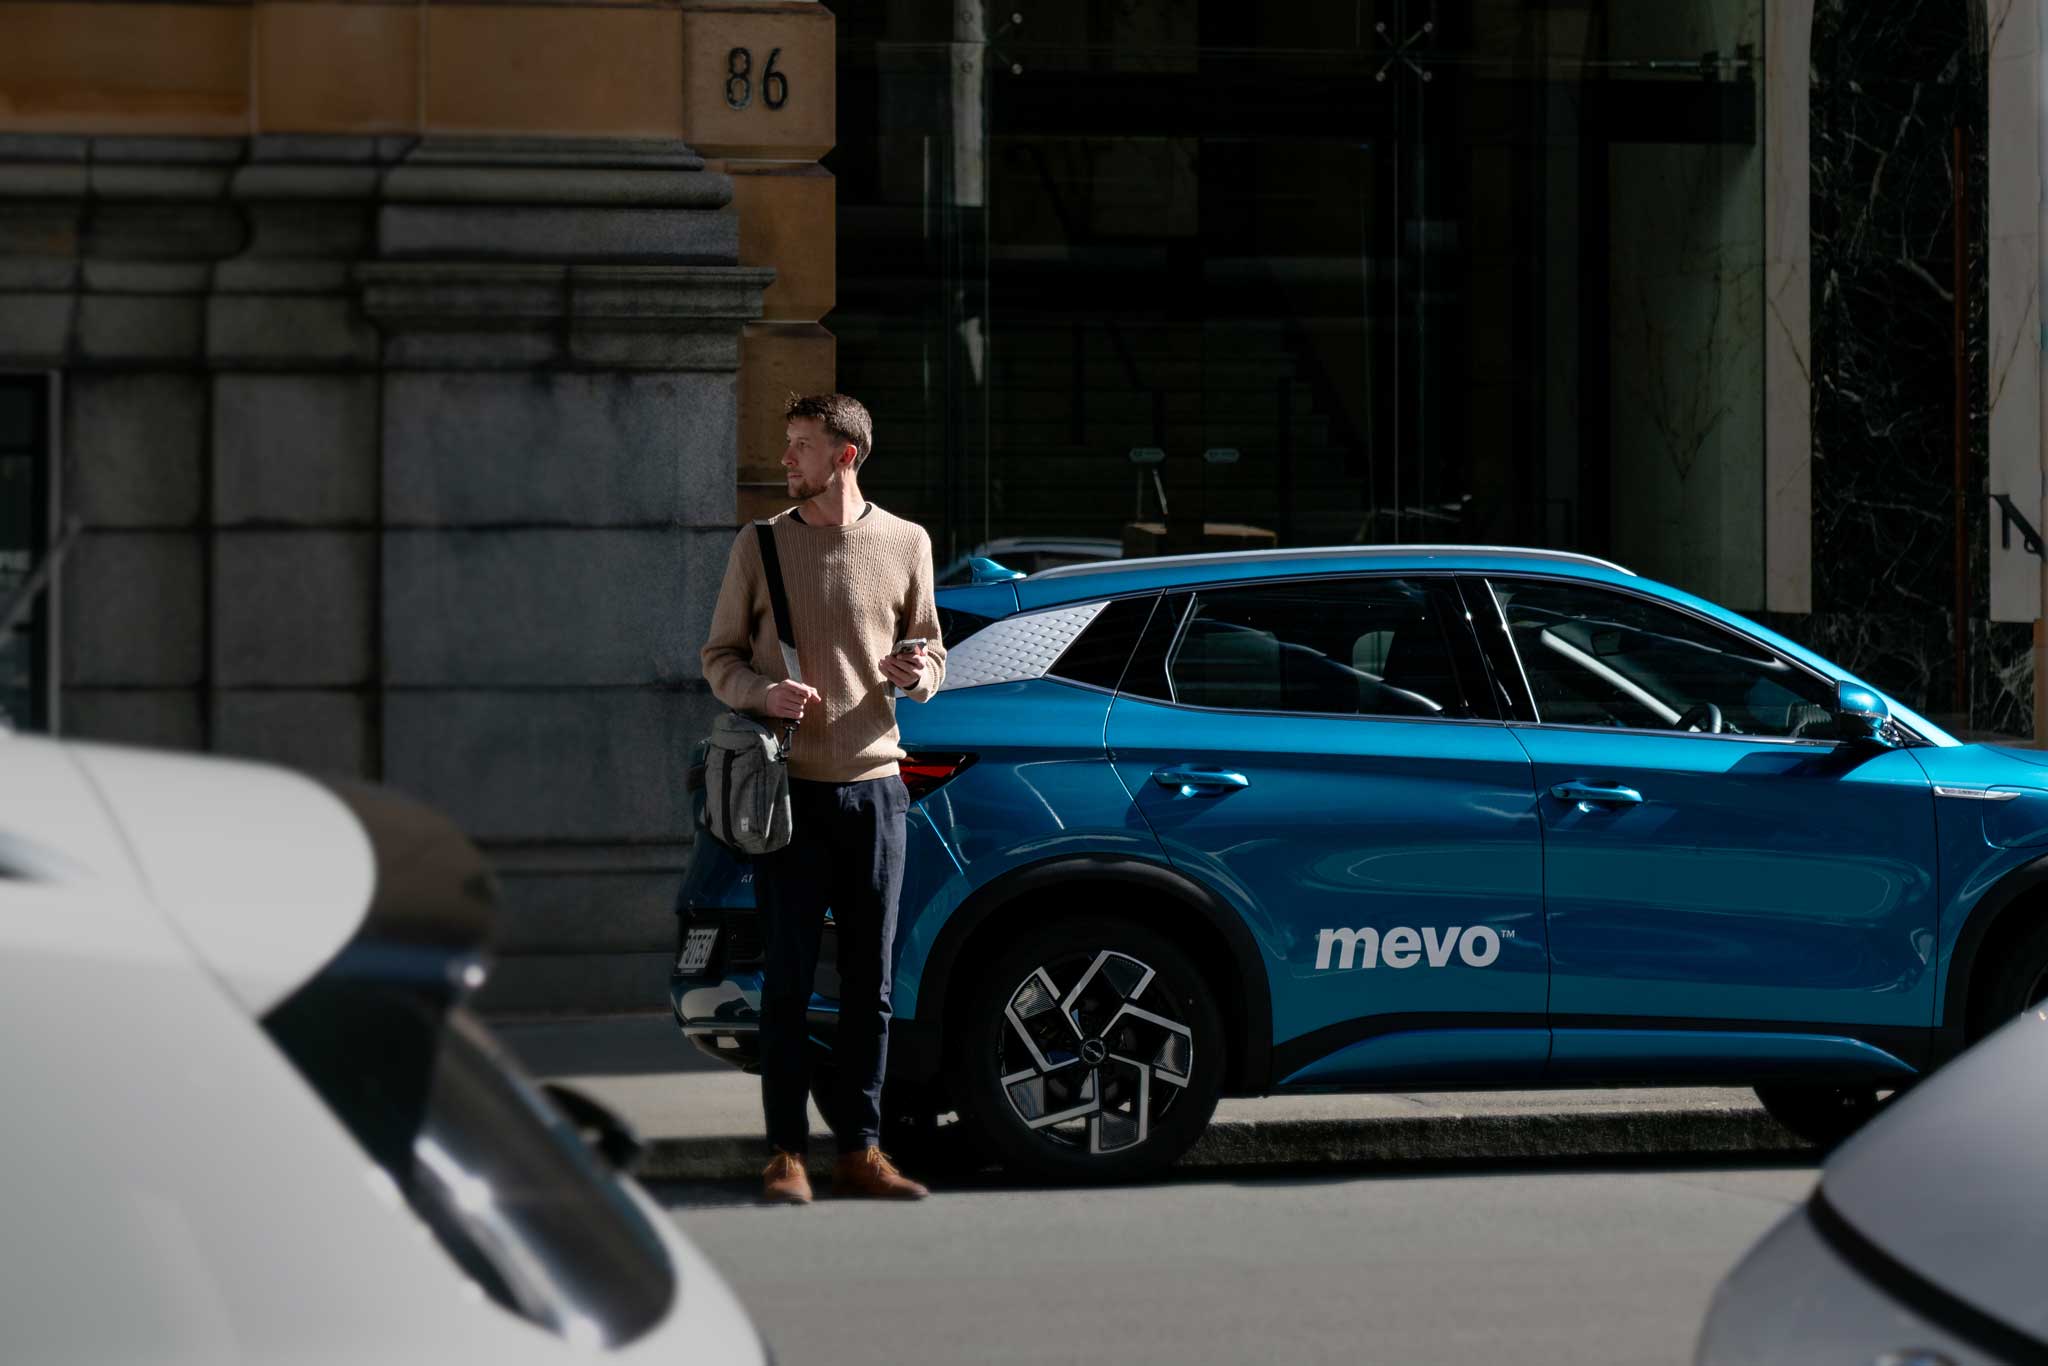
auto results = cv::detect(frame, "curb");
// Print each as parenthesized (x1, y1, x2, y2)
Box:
(636, 1107, 1812, 1184)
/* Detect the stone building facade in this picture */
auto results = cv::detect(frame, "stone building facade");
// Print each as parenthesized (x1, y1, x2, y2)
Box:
(0, 1, 838, 1012)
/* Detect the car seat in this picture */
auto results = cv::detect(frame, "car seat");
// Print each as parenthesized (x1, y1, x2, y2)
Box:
(1371, 620, 1455, 715)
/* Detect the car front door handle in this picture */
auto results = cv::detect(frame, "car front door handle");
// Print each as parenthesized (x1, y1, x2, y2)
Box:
(1153, 767, 1251, 797)
(1550, 781, 1643, 813)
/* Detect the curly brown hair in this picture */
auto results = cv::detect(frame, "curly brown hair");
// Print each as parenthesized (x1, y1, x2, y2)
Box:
(784, 393, 874, 469)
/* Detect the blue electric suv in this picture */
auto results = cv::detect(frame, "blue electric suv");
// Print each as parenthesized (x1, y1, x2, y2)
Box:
(673, 544, 2048, 1180)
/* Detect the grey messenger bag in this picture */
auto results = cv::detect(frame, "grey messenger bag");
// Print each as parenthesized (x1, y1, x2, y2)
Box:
(699, 522, 801, 858)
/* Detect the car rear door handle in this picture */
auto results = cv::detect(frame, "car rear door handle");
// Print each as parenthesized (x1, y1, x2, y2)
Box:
(1153, 767, 1250, 796)
(1550, 781, 1643, 813)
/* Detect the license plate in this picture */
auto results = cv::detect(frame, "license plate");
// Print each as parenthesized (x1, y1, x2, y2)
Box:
(676, 927, 719, 976)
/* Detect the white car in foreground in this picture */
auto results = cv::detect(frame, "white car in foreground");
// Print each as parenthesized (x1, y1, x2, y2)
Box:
(1697, 1007, 2048, 1364)
(0, 736, 765, 1364)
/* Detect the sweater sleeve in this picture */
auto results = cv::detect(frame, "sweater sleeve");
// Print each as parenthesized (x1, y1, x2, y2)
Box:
(900, 527, 947, 703)
(701, 528, 773, 715)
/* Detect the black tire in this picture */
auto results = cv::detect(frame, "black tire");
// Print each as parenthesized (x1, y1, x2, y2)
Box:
(950, 915, 1225, 1183)
(876, 1079, 982, 1177)
(1967, 916, 2048, 1041)
(1753, 1084, 1886, 1150)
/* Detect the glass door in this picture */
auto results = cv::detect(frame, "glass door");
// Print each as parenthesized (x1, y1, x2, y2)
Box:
(833, 1, 1764, 586)
(0, 373, 53, 731)
(972, 12, 1398, 559)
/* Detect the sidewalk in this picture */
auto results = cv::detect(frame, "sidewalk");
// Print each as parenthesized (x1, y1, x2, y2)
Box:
(494, 1015, 1814, 1183)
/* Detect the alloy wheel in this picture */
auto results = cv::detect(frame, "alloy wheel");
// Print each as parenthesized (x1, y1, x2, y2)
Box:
(996, 949, 1194, 1155)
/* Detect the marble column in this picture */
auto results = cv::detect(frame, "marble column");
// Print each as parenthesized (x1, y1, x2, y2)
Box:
(360, 138, 774, 1013)
(1988, 0, 2042, 632)
(1803, 0, 2014, 732)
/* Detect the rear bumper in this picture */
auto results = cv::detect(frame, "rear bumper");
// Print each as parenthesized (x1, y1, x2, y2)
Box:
(671, 972, 766, 1070)
(671, 900, 944, 1082)
(667, 969, 852, 1072)
(667, 970, 942, 1083)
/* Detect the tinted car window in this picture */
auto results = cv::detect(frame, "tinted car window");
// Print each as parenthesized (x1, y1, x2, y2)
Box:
(1115, 592, 1187, 702)
(1166, 577, 1472, 719)
(266, 781, 673, 1349)
(269, 985, 675, 1347)
(1488, 577, 1838, 737)
(937, 604, 996, 648)
(1048, 594, 1158, 690)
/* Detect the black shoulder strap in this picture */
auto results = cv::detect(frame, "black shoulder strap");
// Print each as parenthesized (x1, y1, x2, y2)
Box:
(755, 521, 794, 644)
(755, 520, 802, 685)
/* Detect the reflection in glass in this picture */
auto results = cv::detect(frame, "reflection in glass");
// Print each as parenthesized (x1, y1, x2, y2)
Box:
(835, 2, 1763, 601)
(1169, 577, 1470, 719)
(0, 376, 48, 731)
(1489, 577, 1838, 737)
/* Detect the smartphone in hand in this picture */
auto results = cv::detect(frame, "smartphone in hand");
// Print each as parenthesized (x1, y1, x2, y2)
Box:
(888, 637, 928, 699)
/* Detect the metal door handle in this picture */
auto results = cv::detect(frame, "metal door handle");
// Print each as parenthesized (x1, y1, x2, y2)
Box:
(1550, 781, 1643, 813)
(1153, 767, 1250, 796)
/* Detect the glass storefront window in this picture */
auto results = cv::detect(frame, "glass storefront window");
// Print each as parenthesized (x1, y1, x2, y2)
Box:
(0, 375, 52, 731)
(834, 1, 1764, 608)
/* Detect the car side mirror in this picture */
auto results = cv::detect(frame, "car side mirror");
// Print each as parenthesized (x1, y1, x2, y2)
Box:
(1835, 682, 1895, 749)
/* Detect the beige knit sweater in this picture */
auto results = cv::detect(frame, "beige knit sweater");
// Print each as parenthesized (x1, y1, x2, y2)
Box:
(700, 505, 948, 783)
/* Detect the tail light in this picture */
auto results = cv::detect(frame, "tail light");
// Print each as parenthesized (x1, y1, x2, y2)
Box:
(901, 753, 976, 802)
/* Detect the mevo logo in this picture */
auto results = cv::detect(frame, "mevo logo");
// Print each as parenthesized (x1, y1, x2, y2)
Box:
(1315, 925, 1502, 971)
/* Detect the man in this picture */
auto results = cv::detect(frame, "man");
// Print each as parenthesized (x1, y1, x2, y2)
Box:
(700, 393, 946, 1204)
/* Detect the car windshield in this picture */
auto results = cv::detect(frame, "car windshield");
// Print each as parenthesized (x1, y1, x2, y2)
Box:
(266, 972, 675, 1347)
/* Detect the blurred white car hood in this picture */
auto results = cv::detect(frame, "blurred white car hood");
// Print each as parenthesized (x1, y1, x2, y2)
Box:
(14, 737, 375, 1015)
(1821, 1008, 2048, 1341)
(0, 737, 766, 1364)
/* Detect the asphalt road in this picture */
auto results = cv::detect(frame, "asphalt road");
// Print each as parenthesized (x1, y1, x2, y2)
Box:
(660, 1154, 1818, 1366)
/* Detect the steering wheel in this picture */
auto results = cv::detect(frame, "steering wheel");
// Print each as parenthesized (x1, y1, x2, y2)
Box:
(1675, 702, 1723, 734)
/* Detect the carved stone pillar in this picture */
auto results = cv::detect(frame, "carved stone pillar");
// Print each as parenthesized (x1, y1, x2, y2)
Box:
(358, 137, 774, 1011)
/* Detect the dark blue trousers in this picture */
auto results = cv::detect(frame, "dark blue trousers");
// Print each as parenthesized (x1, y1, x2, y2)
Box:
(754, 775, 908, 1155)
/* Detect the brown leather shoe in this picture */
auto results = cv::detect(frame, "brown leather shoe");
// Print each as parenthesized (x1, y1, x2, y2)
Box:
(762, 1150, 813, 1205)
(831, 1147, 929, 1200)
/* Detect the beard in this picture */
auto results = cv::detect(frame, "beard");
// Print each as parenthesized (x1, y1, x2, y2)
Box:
(786, 469, 831, 501)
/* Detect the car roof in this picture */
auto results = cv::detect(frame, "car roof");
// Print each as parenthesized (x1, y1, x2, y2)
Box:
(1013, 543, 1633, 609)
(981, 542, 1959, 746)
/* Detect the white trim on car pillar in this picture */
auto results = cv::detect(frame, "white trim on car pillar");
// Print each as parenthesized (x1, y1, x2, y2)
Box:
(940, 601, 1108, 691)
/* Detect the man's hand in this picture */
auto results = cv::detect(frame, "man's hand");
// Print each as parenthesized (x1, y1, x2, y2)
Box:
(763, 679, 820, 721)
(880, 646, 927, 691)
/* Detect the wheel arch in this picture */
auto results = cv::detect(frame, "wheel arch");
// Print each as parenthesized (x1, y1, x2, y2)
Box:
(1940, 849, 2048, 1061)
(915, 854, 1274, 1096)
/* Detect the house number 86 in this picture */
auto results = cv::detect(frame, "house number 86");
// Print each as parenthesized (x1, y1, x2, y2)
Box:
(726, 47, 789, 111)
